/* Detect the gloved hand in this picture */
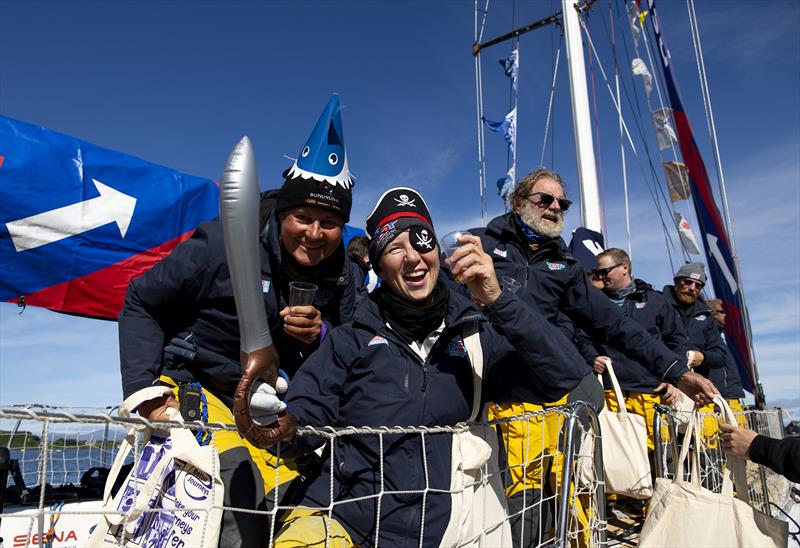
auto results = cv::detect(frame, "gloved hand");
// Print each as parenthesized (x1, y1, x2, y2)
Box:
(249, 380, 288, 426)
(165, 334, 197, 364)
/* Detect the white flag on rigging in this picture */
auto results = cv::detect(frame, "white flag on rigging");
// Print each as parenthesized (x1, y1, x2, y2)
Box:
(652, 107, 678, 151)
(631, 58, 653, 98)
(674, 211, 701, 255)
(628, 1, 642, 47)
(663, 161, 691, 202)
(499, 49, 519, 93)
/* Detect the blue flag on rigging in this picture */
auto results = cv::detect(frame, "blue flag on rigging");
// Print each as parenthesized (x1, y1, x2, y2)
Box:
(646, 0, 755, 393)
(483, 107, 517, 157)
(0, 116, 220, 319)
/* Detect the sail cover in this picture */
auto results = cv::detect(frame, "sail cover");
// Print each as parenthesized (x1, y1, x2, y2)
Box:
(645, 0, 756, 393)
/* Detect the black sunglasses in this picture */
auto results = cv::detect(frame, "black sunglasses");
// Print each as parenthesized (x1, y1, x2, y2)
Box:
(528, 192, 572, 212)
(592, 263, 624, 278)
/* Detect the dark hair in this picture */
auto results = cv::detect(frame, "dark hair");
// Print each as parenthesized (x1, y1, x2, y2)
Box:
(346, 235, 370, 258)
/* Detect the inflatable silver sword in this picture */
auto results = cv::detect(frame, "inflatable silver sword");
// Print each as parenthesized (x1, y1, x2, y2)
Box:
(220, 136, 295, 448)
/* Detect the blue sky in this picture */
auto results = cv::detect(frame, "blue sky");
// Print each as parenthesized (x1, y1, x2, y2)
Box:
(1, 1, 798, 408)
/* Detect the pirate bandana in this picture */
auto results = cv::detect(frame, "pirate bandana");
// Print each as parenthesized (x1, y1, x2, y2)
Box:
(365, 187, 437, 268)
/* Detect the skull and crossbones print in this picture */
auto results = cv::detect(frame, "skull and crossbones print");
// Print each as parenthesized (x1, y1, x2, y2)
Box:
(409, 226, 435, 253)
(394, 194, 416, 208)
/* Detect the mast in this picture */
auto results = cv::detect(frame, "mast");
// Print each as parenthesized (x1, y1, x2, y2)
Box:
(562, 0, 602, 233)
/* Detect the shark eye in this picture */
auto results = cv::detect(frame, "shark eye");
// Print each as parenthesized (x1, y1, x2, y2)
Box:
(302, 146, 310, 157)
(328, 153, 338, 165)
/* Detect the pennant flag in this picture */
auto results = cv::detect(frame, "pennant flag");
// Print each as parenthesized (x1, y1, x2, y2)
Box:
(674, 212, 701, 255)
(628, 1, 642, 46)
(483, 107, 517, 157)
(0, 116, 220, 319)
(663, 160, 691, 201)
(648, 0, 756, 394)
(499, 49, 519, 93)
(652, 107, 678, 151)
(569, 227, 605, 270)
(631, 58, 653, 98)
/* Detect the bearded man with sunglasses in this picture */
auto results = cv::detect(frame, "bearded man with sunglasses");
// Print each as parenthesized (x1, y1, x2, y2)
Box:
(664, 264, 744, 444)
(478, 168, 717, 547)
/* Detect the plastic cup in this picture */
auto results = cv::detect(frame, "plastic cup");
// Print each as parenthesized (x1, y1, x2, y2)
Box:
(289, 281, 318, 306)
(501, 276, 522, 294)
(440, 230, 470, 282)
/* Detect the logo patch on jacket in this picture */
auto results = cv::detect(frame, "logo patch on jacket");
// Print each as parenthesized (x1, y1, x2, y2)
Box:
(636, 302, 647, 309)
(546, 261, 566, 271)
(695, 314, 707, 321)
(261, 280, 271, 293)
(447, 339, 467, 357)
(493, 247, 508, 258)
(368, 336, 388, 347)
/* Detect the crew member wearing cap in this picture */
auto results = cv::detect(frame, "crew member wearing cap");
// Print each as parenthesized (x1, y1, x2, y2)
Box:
(117, 95, 365, 546)
(266, 187, 587, 547)
(663, 264, 737, 445)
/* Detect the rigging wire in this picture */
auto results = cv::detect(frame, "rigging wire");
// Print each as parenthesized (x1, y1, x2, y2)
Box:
(605, 0, 691, 266)
(474, 0, 491, 226)
(540, 38, 563, 168)
(579, 13, 680, 272)
(686, 0, 760, 387)
(608, 0, 633, 258)
(634, 6, 694, 265)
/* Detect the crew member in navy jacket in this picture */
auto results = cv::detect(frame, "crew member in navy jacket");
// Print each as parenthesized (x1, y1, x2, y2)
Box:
(118, 95, 365, 546)
(266, 187, 587, 548)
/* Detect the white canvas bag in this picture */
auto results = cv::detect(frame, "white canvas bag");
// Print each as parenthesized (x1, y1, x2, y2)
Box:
(439, 327, 511, 548)
(88, 386, 224, 548)
(639, 396, 788, 547)
(597, 360, 653, 499)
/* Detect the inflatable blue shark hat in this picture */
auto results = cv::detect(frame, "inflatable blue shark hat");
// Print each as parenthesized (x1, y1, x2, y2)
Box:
(277, 94, 354, 222)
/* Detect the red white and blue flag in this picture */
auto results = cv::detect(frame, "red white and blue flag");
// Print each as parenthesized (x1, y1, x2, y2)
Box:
(0, 116, 220, 319)
(645, 1, 756, 393)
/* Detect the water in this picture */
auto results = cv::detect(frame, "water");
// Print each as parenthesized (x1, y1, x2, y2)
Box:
(7, 446, 121, 488)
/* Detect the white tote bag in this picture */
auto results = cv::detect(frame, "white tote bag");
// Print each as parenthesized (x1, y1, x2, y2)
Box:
(88, 387, 224, 548)
(598, 360, 653, 499)
(640, 396, 789, 547)
(439, 327, 511, 548)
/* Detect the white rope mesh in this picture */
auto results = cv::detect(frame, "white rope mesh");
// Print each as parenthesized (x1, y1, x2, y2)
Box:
(5, 404, 790, 547)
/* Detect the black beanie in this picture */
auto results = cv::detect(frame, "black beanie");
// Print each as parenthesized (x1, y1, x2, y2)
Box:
(365, 187, 436, 268)
(276, 171, 352, 223)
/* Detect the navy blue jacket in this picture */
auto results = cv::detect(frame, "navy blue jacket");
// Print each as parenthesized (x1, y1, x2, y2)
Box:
(662, 286, 726, 376)
(591, 280, 688, 393)
(480, 213, 690, 384)
(710, 343, 746, 399)
(278, 281, 587, 547)
(118, 210, 365, 408)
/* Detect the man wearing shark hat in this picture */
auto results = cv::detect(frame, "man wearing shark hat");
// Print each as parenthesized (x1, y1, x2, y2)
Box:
(118, 95, 365, 546)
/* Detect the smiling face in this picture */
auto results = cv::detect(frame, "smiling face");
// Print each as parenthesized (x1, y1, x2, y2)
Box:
(378, 230, 440, 303)
(279, 207, 344, 267)
(516, 177, 566, 238)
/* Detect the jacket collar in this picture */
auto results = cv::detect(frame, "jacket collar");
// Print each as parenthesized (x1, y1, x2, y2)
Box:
(354, 274, 485, 337)
(487, 213, 574, 263)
